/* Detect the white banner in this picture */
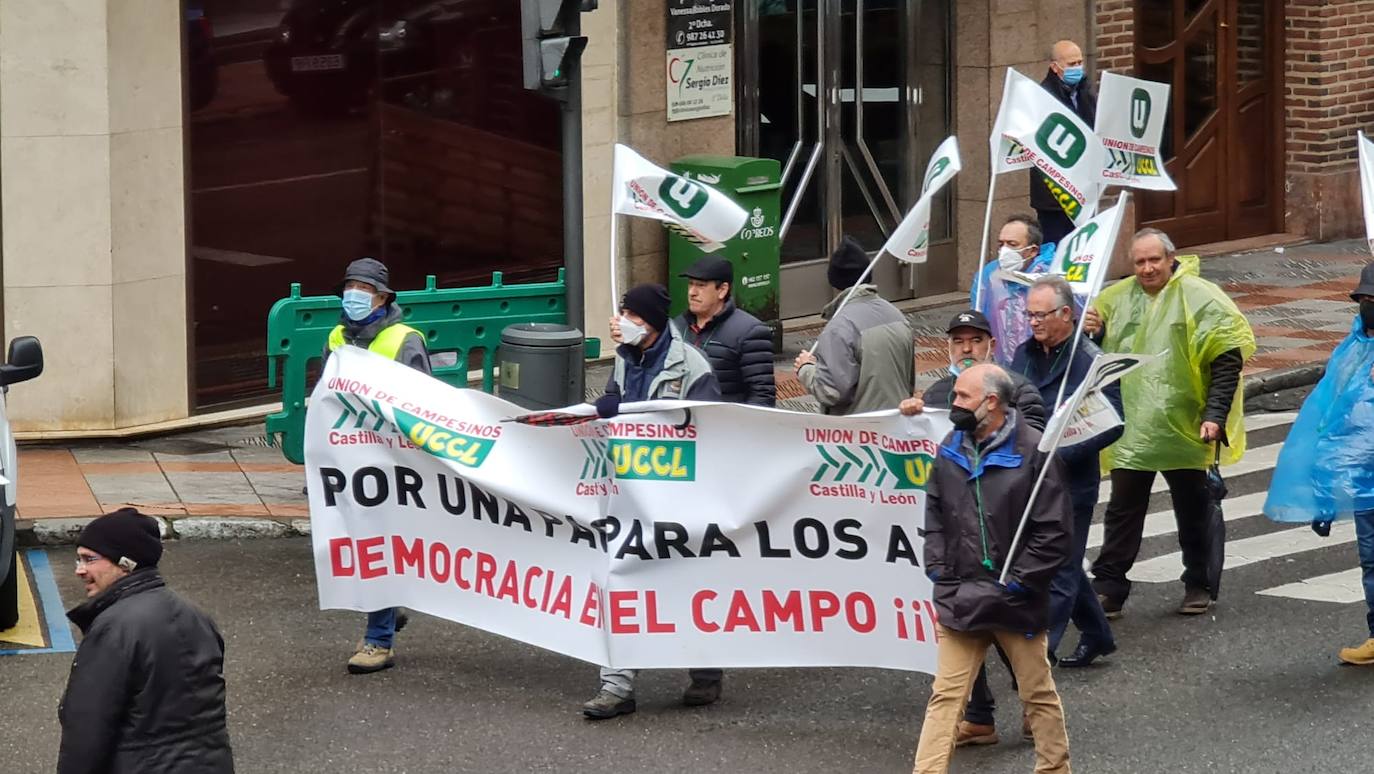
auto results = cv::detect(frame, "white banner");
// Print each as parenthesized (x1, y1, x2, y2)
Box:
(884, 136, 962, 264)
(611, 144, 748, 253)
(307, 347, 950, 672)
(1095, 72, 1176, 191)
(1358, 130, 1374, 253)
(997, 69, 1103, 225)
(1039, 352, 1153, 450)
(1048, 191, 1129, 297)
(990, 71, 1035, 173)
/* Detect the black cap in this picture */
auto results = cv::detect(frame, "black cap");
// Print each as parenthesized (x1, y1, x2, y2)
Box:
(336, 257, 394, 297)
(679, 256, 733, 284)
(947, 309, 993, 335)
(1352, 261, 1374, 300)
(828, 235, 869, 290)
(621, 283, 671, 333)
(77, 508, 163, 571)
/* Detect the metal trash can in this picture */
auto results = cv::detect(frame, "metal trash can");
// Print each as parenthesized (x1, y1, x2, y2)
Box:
(498, 323, 586, 410)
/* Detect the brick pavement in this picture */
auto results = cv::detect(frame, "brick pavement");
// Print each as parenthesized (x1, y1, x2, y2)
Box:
(14, 239, 1372, 527)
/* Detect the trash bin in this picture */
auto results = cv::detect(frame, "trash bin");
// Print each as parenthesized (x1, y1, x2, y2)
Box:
(498, 324, 586, 410)
(668, 155, 782, 350)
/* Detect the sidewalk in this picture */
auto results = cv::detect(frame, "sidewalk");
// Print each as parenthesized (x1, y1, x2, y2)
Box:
(16, 238, 1371, 536)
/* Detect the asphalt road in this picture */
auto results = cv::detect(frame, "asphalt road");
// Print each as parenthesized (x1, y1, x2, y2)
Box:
(3, 409, 1372, 773)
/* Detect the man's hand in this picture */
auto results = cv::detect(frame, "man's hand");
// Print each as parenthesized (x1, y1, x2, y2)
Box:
(1083, 306, 1104, 336)
(1200, 421, 1222, 442)
(899, 396, 925, 416)
(794, 349, 817, 371)
(608, 316, 623, 344)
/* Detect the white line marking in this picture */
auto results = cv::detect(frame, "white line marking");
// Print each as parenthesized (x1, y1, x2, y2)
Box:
(1129, 523, 1356, 584)
(1086, 491, 1270, 551)
(1257, 568, 1367, 604)
(1096, 442, 1284, 505)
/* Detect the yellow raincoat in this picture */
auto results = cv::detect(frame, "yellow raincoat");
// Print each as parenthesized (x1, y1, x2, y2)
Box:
(1094, 255, 1257, 470)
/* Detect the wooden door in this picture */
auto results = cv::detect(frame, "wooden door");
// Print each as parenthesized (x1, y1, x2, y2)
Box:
(1135, 0, 1283, 246)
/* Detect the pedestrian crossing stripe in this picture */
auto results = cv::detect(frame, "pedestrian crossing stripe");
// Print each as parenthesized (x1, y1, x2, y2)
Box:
(1129, 522, 1356, 583)
(1257, 568, 1365, 604)
(0, 550, 76, 656)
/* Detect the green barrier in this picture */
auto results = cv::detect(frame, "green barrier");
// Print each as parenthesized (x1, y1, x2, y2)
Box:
(265, 270, 599, 464)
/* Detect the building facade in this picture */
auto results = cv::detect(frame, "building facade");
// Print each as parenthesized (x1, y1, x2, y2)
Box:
(0, 0, 1366, 433)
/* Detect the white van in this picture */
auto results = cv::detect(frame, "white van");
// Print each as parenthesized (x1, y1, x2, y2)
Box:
(0, 337, 44, 630)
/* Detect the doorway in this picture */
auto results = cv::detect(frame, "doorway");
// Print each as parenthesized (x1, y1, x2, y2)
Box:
(737, 0, 953, 318)
(1135, 0, 1284, 246)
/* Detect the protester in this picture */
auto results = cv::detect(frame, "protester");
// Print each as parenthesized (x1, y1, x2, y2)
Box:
(58, 508, 234, 773)
(912, 364, 1073, 774)
(1031, 40, 1096, 245)
(1084, 229, 1255, 617)
(794, 235, 914, 415)
(325, 257, 428, 674)
(971, 215, 1057, 364)
(584, 283, 722, 719)
(675, 255, 776, 406)
(1263, 261, 1374, 664)
(1013, 276, 1121, 667)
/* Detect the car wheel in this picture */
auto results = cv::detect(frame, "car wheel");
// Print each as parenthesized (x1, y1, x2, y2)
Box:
(0, 545, 18, 632)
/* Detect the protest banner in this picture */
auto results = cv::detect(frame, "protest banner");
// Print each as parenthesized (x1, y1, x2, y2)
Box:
(998, 68, 1102, 228)
(884, 135, 962, 264)
(1095, 72, 1176, 191)
(608, 144, 748, 310)
(307, 347, 950, 672)
(1358, 130, 1374, 254)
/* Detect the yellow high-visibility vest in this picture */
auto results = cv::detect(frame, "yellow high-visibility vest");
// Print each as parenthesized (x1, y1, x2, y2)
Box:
(326, 323, 422, 359)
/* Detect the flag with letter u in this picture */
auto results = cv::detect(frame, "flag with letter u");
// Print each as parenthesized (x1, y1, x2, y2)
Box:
(996, 69, 1103, 226)
(611, 144, 748, 253)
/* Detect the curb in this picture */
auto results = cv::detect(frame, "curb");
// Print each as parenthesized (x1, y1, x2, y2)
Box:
(1242, 363, 1325, 399)
(16, 515, 312, 548)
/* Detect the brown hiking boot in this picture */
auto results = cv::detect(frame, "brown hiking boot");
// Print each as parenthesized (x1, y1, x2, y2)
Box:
(1177, 587, 1212, 615)
(954, 721, 998, 747)
(581, 689, 636, 720)
(682, 677, 722, 707)
(1339, 638, 1374, 665)
(347, 643, 394, 674)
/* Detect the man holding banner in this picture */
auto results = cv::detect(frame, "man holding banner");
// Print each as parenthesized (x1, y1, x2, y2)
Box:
(1030, 40, 1097, 245)
(1084, 229, 1255, 617)
(913, 363, 1072, 774)
(1013, 276, 1120, 667)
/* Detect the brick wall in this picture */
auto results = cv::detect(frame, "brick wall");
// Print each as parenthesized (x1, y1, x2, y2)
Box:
(1285, 1, 1374, 173)
(1093, 0, 1134, 75)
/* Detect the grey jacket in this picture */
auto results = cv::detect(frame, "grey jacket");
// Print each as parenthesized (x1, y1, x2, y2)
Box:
(799, 286, 914, 415)
(607, 323, 721, 402)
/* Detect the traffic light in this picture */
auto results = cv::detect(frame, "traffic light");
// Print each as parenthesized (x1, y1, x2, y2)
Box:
(521, 0, 596, 98)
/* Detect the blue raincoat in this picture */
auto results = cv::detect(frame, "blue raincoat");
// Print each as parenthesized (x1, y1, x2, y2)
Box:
(971, 244, 1058, 365)
(1263, 316, 1374, 522)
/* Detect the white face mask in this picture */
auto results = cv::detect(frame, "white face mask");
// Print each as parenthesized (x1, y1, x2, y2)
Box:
(997, 246, 1026, 271)
(618, 315, 648, 346)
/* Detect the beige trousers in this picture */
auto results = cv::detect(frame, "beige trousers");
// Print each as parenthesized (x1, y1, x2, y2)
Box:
(912, 625, 1070, 774)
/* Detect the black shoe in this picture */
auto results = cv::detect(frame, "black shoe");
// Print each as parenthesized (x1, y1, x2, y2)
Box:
(1058, 639, 1117, 668)
(1097, 593, 1125, 620)
(682, 678, 722, 707)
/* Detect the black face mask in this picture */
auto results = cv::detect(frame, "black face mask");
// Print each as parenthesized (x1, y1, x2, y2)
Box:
(1361, 299, 1374, 332)
(950, 399, 987, 433)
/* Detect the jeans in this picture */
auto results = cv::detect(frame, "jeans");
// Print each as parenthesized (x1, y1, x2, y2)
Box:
(1048, 497, 1114, 654)
(1355, 509, 1374, 638)
(1093, 468, 1212, 602)
(364, 608, 398, 648)
(599, 667, 723, 699)
(914, 627, 1070, 774)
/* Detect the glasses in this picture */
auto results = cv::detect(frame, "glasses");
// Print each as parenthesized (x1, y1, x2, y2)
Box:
(74, 554, 107, 570)
(1025, 309, 1066, 322)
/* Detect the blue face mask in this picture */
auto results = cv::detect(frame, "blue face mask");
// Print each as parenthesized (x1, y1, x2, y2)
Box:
(1062, 66, 1084, 86)
(342, 289, 376, 322)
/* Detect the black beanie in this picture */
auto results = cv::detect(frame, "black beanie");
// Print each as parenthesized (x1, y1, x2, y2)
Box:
(620, 284, 671, 333)
(77, 508, 162, 571)
(828, 235, 869, 290)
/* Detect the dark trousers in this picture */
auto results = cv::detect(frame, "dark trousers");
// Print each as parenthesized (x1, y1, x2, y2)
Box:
(1048, 497, 1114, 654)
(963, 642, 1016, 725)
(1092, 468, 1213, 602)
(1035, 207, 1076, 246)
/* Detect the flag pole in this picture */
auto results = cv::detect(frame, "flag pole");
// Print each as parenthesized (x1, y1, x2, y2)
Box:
(972, 173, 999, 310)
(608, 211, 621, 317)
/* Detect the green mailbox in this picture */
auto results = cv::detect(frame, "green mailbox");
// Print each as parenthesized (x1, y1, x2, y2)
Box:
(667, 155, 782, 349)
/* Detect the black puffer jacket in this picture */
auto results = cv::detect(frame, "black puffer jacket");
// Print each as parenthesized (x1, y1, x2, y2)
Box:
(676, 301, 776, 406)
(59, 570, 234, 774)
(922, 370, 1048, 432)
(1029, 69, 1097, 213)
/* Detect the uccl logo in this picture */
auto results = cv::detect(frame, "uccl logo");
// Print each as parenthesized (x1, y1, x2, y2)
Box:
(1129, 88, 1151, 139)
(608, 439, 695, 481)
(392, 409, 496, 468)
(1035, 114, 1087, 168)
(813, 444, 935, 491)
(1059, 222, 1098, 262)
(659, 175, 708, 219)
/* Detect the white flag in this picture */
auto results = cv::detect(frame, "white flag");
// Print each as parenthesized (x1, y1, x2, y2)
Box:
(997, 69, 1103, 226)
(1049, 191, 1129, 298)
(610, 144, 748, 253)
(990, 70, 1035, 173)
(1358, 131, 1374, 254)
(884, 136, 961, 264)
(1038, 352, 1155, 452)
(1095, 72, 1176, 191)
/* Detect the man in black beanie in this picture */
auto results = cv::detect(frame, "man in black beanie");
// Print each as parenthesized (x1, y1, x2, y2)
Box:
(58, 508, 234, 773)
(794, 235, 914, 415)
(583, 283, 721, 720)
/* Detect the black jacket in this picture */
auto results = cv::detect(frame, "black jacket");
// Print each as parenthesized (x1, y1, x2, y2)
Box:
(676, 302, 776, 406)
(923, 370, 1048, 432)
(1030, 69, 1097, 213)
(59, 570, 234, 774)
(1011, 334, 1124, 511)
(923, 412, 1073, 633)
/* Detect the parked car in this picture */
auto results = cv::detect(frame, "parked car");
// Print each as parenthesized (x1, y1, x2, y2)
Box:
(0, 337, 44, 631)
(263, 0, 377, 116)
